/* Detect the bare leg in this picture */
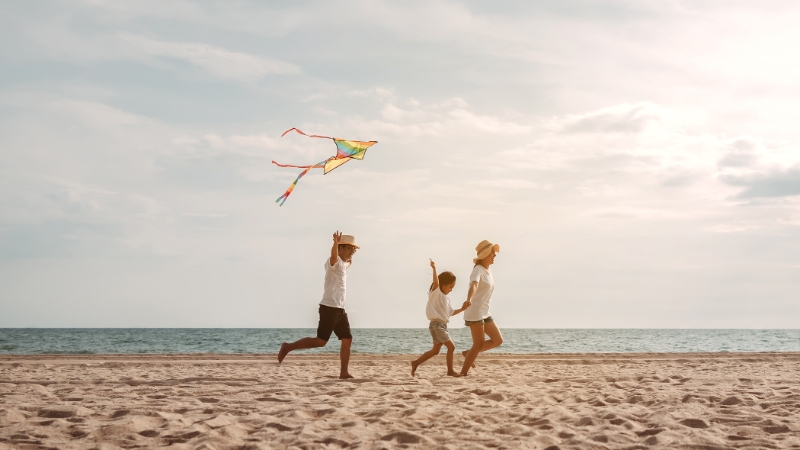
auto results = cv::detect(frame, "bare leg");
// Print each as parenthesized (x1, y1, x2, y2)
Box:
(460, 321, 504, 362)
(411, 342, 443, 376)
(278, 337, 326, 363)
(443, 340, 459, 376)
(339, 338, 353, 379)
(480, 321, 503, 352)
(460, 323, 485, 376)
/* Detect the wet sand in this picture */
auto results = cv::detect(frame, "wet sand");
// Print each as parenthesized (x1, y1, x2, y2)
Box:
(1, 353, 799, 449)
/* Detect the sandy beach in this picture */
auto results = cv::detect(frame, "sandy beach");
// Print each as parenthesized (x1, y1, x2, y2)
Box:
(1, 353, 799, 449)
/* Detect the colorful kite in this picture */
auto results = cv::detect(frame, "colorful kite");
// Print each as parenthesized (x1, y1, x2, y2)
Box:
(272, 128, 378, 206)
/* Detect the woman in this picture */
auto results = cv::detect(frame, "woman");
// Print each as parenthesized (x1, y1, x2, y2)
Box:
(460, 240, 503, 376)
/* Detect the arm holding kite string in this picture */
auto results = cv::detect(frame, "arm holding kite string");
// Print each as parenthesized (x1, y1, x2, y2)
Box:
(330, 231, 343, 266)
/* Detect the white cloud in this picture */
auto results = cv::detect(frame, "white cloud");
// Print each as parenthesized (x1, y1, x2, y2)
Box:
(548, 102, 664, 134)
(119, 33, 302, 81)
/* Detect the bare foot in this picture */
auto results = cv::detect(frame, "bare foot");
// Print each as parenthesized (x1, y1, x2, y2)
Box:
(459, 372, 469, 377)
(447, 371, 461, 377)
(277, 343, 289, 363)
(411, 360, 420, 377)
(339, 373, 354, 379)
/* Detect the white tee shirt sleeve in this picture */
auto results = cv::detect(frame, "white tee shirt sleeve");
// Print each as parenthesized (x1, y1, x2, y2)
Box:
(319, 257, 347, 309)
(464, 265, 494, 322)
(426, 288, 454, 323)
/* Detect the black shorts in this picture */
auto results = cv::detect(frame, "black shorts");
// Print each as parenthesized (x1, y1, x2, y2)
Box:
(316, 305, 352, 341)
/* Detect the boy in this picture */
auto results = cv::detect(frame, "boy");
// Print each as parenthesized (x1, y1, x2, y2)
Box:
(411, 259, 470, 377)
(278, 231, 358, 379)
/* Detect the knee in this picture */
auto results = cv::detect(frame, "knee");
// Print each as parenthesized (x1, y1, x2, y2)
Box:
(314, 338, 328, 347)
(432, 344, 443, 354)
(495, 336, 504, 347)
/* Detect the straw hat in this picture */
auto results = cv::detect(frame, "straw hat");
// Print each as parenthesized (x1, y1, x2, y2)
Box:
(473, 240, 499, 264)
(339, 235, 360, 249)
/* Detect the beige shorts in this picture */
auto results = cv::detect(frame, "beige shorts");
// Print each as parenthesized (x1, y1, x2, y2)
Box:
(428, 321, 451, 344)
(465, 316, 494, 326)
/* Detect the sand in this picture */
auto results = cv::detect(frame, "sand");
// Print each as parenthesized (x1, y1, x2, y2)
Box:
(1, 353, 799, 449)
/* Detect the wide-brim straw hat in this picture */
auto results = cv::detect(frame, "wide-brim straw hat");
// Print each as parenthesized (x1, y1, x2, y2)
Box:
(340, 235, 360, 249)
(473, 240, 499, 264)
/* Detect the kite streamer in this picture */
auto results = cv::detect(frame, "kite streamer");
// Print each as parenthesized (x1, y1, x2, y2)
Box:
(272, 128, 377, 206)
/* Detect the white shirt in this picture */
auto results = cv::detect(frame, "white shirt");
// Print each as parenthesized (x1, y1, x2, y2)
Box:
(319, 257, 348, 309)
(464, 265, 494, 321)
(426, 287, 454, 324)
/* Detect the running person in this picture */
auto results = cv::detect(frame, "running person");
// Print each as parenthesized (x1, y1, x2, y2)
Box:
(278, 231, 358, 379)
(460, 240, 503, 376)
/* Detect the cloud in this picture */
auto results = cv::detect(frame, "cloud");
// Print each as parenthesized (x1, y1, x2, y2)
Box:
(119, 33, 302, 82)
(549, 102, 664, 134)
(724, 168, 800, 199)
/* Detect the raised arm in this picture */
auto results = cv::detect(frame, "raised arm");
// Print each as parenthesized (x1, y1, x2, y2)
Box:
(330, 231, 342, 266)
(429, 259, 439, 291)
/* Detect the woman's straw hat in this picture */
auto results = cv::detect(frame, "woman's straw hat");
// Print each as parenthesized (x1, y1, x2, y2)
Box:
(340, 235, 360, 249)
(473, 240, 499, 264)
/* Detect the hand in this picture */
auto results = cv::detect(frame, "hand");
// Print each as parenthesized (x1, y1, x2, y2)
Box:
(463, 300, 472, 309)
(429, 259, 436, 269)
(333, 231, 342, 245)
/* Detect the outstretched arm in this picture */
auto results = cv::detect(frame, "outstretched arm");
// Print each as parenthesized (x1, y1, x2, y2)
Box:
(330, 231, 342, 266)
(452, 300, 471, 316)
(464, 280, 479, 307)
(429, 259, 439, 291)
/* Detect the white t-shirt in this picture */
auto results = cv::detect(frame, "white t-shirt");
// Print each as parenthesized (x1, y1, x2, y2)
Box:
(319, 257, 348, 309)
(464, 265, 494, 321)
(426, 288, 454, 324)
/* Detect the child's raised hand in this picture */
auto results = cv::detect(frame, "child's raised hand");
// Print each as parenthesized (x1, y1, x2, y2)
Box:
(429, 259, 436, 269)
(333, 231, 342, 244)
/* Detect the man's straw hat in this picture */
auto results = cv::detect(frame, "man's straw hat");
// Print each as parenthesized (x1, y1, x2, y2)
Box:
(473, 240, 499, 264)
(340, 235, 360, 249)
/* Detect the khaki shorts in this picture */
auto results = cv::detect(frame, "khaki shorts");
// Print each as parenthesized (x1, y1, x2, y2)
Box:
(428, 321, 451, 344)
(465, 316, 494, 326)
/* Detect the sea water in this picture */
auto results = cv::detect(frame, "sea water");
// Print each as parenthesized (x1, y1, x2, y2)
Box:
(1, 329, 799, 354)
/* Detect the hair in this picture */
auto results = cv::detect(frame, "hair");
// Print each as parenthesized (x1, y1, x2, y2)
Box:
(430, 271, 457, 291)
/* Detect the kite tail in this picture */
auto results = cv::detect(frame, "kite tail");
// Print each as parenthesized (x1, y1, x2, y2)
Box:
(273, 159, 329, 206)
(281, 127, 333, 140)
(275, 167, 312, 206)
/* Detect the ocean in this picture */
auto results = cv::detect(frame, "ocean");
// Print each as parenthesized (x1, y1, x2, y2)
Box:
(1, 328, 799, 354)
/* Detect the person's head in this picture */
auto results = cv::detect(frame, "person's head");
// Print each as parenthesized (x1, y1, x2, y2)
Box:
(431, 272, 456, 295)
(472, 240, 499, 268)
(438, 271, 457, 294)
(337, 235, 359, 263)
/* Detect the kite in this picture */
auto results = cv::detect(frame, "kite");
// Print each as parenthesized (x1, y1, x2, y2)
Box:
(272, 128, 378, 206)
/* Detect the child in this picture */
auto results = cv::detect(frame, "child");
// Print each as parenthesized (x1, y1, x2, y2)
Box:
(278, 231, 358, 379)
(411, 259, 470, 377)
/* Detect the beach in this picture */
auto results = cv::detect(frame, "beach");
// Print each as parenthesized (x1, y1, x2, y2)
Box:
(1, 353, 799, 449)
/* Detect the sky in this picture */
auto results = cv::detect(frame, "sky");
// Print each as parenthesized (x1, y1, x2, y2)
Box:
(1, 0, 800, 328)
